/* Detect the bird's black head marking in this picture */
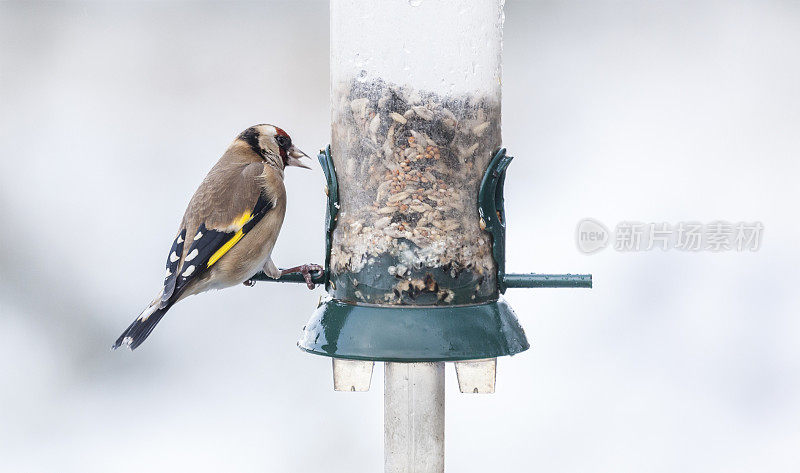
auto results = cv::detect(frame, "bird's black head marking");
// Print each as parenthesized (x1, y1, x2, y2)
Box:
(239, 126, 263, 157)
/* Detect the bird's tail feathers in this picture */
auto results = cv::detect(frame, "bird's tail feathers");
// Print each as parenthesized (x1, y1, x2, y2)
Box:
(112, 302, 170, 351)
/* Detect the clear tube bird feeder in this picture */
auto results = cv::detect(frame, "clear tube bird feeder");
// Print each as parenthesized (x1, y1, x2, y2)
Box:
(329, 0, 504, 306)
(252, 1, 591, 471)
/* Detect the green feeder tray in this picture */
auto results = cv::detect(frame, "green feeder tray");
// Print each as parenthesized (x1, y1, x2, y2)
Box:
(298, 297, 527, 362)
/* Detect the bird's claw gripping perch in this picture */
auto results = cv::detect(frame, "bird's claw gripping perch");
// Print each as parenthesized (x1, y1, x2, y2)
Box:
(280, 264, 324, 289)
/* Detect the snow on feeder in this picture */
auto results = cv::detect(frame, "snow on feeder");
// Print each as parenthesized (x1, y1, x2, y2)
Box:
(253, 1, 591, 471)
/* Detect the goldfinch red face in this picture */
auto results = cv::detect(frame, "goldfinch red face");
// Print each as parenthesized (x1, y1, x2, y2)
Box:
(241, 124, 312, 169)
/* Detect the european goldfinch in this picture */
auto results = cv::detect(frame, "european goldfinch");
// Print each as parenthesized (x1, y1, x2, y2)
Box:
(113, 124, 321, 350)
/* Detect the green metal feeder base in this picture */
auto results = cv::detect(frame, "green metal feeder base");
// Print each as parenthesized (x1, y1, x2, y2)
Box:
(298, 297, 529, 362)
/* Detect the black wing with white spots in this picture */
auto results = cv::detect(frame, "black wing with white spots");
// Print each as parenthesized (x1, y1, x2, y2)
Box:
(170, 223, 228, 296)
(160, 192, 275, 307)
(159, 229, 186, 308)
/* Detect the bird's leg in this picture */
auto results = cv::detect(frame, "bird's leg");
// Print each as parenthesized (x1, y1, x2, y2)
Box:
(280, 264, 324, 290)
(243, 257, 281, 287)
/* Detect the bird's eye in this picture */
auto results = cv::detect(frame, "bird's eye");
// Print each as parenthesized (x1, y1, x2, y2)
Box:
(275, 135, 291, 149)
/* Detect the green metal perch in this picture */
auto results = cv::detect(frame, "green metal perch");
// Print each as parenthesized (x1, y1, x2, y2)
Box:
(252, 271, 592, 289)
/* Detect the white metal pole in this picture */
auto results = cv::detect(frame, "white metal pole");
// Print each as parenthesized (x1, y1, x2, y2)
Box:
(384, 362, 445, 473)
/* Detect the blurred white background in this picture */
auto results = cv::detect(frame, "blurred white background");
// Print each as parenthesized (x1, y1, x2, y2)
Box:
(1, 1, 799, 472)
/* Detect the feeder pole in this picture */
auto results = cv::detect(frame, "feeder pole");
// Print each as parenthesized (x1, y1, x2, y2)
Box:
(385, 362, 445, 473)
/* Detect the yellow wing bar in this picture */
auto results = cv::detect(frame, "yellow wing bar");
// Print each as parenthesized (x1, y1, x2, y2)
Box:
(206, 211, 252, 268)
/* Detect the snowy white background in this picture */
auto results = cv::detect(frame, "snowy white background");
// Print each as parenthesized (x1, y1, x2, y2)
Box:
(1, 1, 799, 472)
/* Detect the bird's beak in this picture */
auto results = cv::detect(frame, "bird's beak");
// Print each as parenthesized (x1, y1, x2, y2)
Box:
(286, 146, 313, 169)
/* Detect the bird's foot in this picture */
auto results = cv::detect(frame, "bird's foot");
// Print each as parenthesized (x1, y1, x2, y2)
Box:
(242, 279, 256, 287)
(280, 264, 324, 290)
